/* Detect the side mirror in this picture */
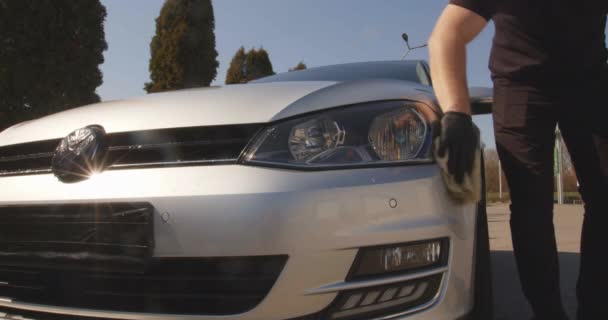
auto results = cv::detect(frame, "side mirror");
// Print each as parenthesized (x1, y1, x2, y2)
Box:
(469, 87, 493, 115)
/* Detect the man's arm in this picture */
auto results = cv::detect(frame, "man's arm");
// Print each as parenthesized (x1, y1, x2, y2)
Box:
(429, 4, 488, 115)
(428, 4, 489, 185)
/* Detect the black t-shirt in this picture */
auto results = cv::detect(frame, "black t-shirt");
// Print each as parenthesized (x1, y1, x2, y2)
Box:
(450, 0, 608, 86)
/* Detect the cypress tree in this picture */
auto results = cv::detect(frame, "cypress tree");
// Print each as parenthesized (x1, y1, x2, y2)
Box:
(251, 48, 275, 79)
(0, 0, 107, 129)
(145, 0, 219, 93)
(289, 61, 308, 72)
(225, 46, 247, 84)
(225, 47, 274, 84)
(244, 48, 261, 81)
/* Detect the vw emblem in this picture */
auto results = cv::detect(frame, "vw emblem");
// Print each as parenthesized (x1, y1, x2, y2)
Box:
(51, 125, 109, 183)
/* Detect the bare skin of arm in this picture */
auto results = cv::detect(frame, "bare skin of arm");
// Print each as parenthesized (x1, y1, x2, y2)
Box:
(429, 5, 488, 115)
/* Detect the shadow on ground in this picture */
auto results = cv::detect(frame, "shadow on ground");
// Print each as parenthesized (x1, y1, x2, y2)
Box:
(492, 251, 580, 320)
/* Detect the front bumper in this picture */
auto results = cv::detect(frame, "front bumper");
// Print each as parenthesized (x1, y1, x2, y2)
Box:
(0, 164, 477, 320)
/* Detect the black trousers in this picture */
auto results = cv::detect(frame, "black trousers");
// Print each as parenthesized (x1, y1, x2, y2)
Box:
(493, 76, 608, 320)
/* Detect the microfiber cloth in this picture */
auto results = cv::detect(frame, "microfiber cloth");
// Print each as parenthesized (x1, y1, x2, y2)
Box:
(434, 137, 482, 204)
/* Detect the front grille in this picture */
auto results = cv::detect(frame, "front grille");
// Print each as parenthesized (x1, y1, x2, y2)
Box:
(0, 123, 263, 177)
(0, 256, 287, 316)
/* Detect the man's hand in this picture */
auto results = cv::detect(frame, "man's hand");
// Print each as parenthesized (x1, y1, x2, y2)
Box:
(437, 111, 479, 184)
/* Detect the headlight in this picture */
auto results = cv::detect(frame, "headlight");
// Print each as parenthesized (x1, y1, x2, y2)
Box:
(242, 101, 438, 169)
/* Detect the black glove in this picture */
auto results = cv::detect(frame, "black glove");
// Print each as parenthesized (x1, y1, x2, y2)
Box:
(436, 111, 479, 184)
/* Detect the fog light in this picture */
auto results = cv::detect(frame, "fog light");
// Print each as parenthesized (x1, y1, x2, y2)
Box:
(351, 239, 448, 279)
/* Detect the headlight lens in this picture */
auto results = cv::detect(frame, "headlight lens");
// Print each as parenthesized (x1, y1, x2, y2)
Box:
(242, 101, 437, 169)
(368, 108, 427, 161)
(288, 117, 345, 161)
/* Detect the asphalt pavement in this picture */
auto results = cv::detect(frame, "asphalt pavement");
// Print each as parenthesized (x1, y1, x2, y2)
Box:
(488, 204, 584, 320)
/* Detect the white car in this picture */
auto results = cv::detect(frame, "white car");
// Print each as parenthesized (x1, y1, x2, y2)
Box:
(0, 60, 493, 320)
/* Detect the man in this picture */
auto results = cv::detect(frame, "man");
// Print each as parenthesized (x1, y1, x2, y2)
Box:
(429, 1, 607, 320)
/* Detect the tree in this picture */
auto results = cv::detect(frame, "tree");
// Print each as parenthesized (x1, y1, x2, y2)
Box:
(145, 0, 218, 93)
(247, 47, 275, 80)
(225, 47, 274, 84)
(0, 0, 107, 130)
(289, 61, 307, 72)
(225, 47, 247, 84)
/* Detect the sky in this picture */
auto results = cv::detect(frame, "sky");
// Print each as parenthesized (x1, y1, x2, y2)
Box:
(95, 1, 503, 148)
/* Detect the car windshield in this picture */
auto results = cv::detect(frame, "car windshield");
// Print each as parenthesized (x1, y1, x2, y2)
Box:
(253, 61, 430, 85)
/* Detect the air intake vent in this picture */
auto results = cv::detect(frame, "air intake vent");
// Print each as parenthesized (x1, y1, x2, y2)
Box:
(0, 256, 287, 316)
(0, 123, 263, 177)
(0, 203, 154, 271)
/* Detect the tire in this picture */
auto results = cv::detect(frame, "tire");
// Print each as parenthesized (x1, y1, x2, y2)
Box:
(471, 153, 494, 320)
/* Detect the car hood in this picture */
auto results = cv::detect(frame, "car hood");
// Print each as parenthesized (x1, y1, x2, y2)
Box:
(0, 79, 436, 147)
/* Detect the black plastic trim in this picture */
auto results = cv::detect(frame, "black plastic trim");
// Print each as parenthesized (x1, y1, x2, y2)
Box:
(243, 159, 435, 172)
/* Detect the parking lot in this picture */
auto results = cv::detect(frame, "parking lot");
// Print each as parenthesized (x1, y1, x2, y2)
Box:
(489, 204, 583, 320)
